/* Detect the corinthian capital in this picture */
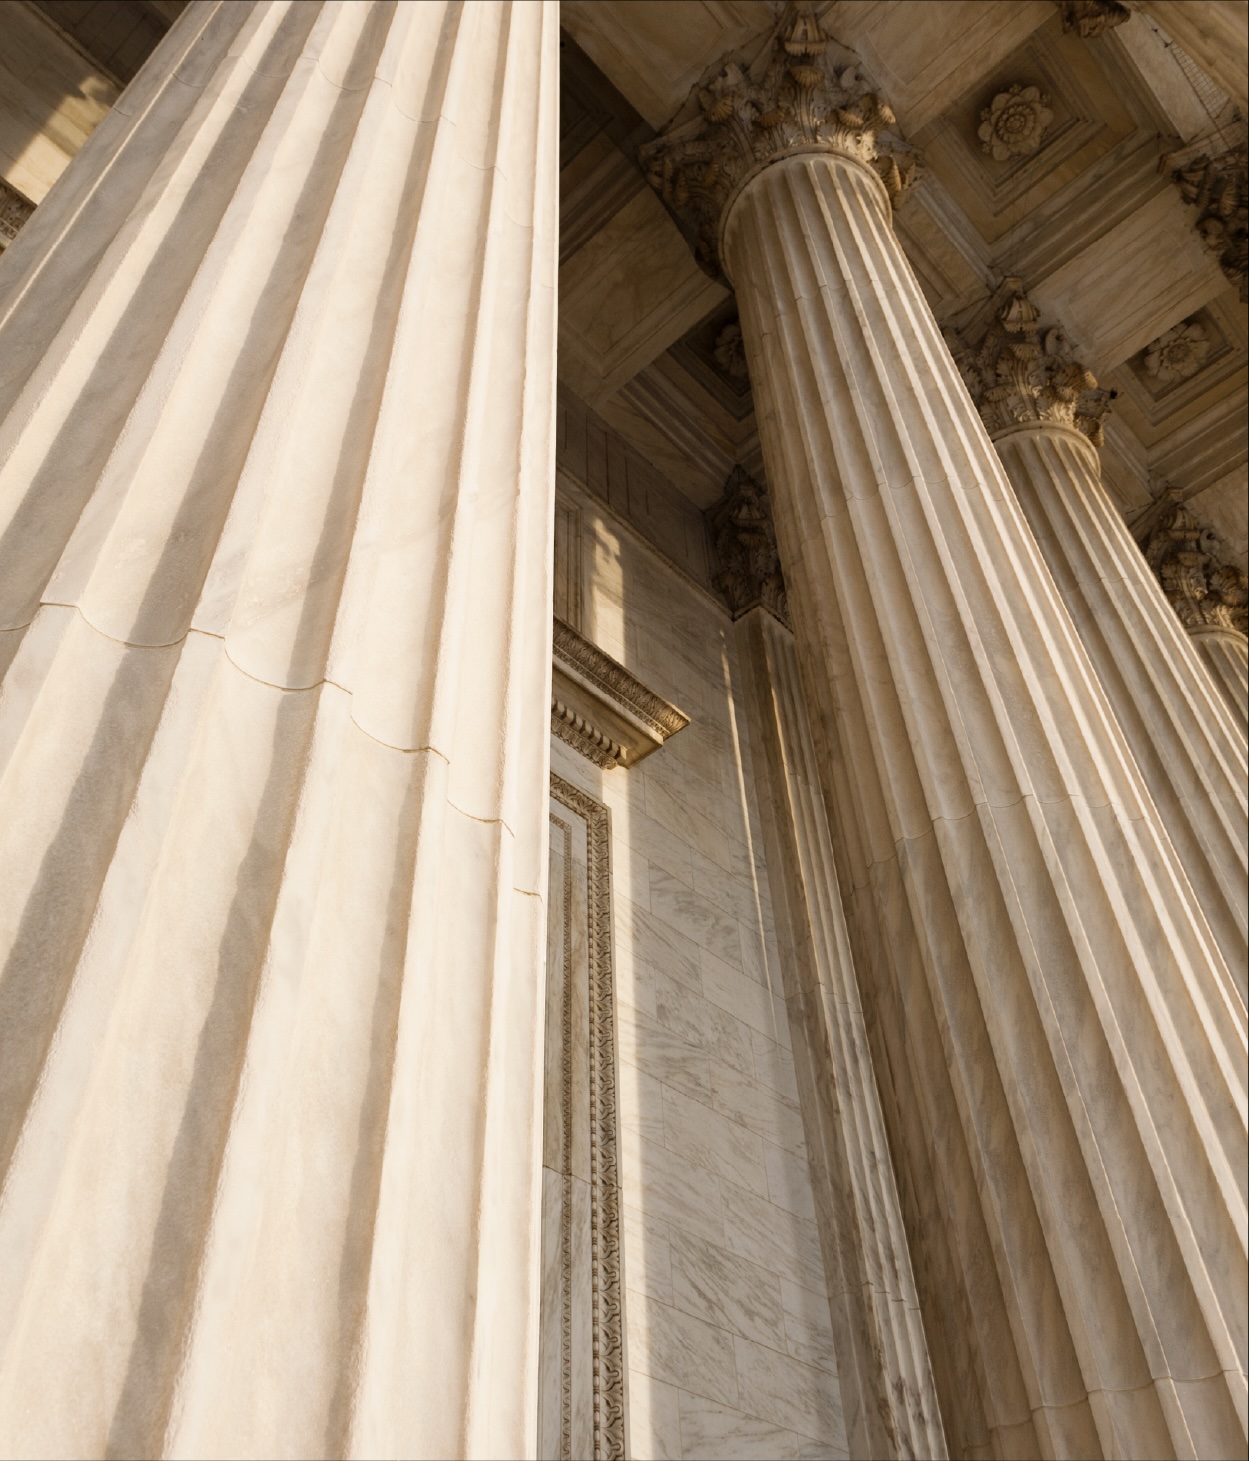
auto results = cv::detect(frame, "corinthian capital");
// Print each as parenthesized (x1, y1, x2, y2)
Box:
(1141, 498, 1249, 636)
(1171, 142, 1248, 303)
(707, 468, 790, 626)
(946, 280, 1114, 445)
(638, 3, 914, 275)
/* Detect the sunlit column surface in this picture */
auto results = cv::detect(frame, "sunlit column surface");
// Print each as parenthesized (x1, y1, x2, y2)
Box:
(0, 2, 558, 1456)
(642, 9, 1248, 1454)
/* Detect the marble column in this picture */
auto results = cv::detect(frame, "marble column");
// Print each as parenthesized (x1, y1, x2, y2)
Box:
(948, 285, 1248, 994)
(1193, 628, 1249, 719)
(644, 11, 1247, 1460)
(1139, 497, 1249, 727)
(0, 3, 558, 1458)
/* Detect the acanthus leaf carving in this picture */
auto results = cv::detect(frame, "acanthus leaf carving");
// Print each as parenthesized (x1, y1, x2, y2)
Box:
(706, 468, 790, 626)
(1171, 142, 1248, 302)
(946, 279, 1114, 445)
(638, 2, 916, 276)
(1058, 0, 1131, 38)
(1140, 497, 1249, 637)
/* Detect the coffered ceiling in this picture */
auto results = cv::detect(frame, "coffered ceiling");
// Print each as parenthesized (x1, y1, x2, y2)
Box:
(558, 0, 1247, 567)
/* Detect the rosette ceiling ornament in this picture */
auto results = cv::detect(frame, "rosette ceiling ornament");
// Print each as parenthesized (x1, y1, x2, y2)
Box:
(977, 84, 1054, 162)
(638, 3, 916, 278)
(1141, 318, 1212, 387)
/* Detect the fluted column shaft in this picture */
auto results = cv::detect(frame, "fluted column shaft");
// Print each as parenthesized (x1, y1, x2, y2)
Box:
(0, 3, 557, 1457)
(993, 422, 1248, 994)
(725, 150, 1246, 1460)
(1192, 627, 1249, 725)
(737, 606, 947, 1461)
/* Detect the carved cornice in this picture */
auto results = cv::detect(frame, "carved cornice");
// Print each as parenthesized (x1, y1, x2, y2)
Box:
(551, 618, 689, 770)
(1058, 1, 1130, 38)
(1139, 497, 1249, 637)
(946, 280, 1115, 444)
(638, 2, 915, 275)
(1171, 143, 1248, 302)
(706, 468, 790, 626)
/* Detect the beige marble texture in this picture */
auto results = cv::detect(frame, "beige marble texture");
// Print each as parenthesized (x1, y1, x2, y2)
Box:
(1031, 187, 1228, 374)
(724, 146, 1248, 1461)
(738, 607, 947, 1461)
(0, 3, 558, 1456)
(826, 0, 1052, 134)
(1135, 1, 1249, 114)
(550, 484, 849, 1461)
(559, 0, 774, 130)
(0, 3, 120, 204)
(994, 422, 1248, 996)
(1192, 627, 1249, 726)
(559, 185, 727, 406)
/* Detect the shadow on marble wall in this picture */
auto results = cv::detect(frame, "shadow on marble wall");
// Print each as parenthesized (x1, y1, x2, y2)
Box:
(576, 494, 848, 1461)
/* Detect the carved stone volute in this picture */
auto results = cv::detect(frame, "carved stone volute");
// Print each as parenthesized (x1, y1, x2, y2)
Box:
(1140, 498, 1249, 637)
(946, 280, 1114, 445)
(638, 2, 915, 275)
(1058, 1, 1131, 39)
(1171, 143, 1248, 303)
(707, 468, 790, 626)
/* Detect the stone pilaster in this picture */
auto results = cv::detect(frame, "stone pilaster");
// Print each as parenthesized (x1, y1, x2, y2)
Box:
(644, 8, 1248, 1458)
(0, 4, 557, 1457)
(1140, 496, 1249, 723)
(737, 604, 946, 1461)
(950, 284, 1248, 990)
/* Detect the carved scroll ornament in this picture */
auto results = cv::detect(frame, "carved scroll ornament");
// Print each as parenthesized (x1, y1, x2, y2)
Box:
(706, 468, 790, 626)
(1141, 500, 1249, 637)
(946, 280, 1114, 445)
(1058, 0, 1131, 38)
(1172, 143, 1248, 302)
(639, 3, 915, 275)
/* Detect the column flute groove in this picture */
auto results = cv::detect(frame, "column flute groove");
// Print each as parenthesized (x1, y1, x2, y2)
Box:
(643, 9, 1246, 1458)
(948, 288, 1247, 995)
(0, 4, 558, 1458)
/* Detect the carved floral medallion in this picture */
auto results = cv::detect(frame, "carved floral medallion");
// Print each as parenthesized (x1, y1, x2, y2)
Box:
(713, 319, 749, 380)
(1140, 320, 1211, 388)
(978, 84, 1054, 163)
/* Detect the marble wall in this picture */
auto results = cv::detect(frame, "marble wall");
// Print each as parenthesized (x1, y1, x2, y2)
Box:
(551, 478, 848, 1461)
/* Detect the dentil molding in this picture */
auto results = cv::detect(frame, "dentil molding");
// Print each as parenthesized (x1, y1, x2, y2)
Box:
(551, 618, 689, 770)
